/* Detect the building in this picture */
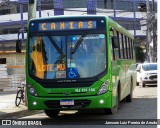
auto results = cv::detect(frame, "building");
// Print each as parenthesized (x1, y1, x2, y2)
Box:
(0, 0, 157, 76)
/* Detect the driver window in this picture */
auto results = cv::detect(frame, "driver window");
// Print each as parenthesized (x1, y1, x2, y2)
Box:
(109, 27, 119, 61)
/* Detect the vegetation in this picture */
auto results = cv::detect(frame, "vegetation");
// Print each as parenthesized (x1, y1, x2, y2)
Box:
(136, 46, 145, 63)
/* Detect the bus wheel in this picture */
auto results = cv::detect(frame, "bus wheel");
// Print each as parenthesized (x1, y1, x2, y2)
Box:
(125, 79, 133, 102)
(44, 110, 60, 118)
(104, 88, 119, 114)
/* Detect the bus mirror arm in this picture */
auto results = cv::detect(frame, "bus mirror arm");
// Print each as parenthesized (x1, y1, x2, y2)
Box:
(16, 40, 22, 53)
(111, 36, 118, 48)
(136, 69, 140, 72)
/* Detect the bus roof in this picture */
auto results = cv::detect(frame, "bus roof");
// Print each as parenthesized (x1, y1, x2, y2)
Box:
(107, 17, 134, 39)
(29, 15, 107, 21)
(29, 15, 134, 39)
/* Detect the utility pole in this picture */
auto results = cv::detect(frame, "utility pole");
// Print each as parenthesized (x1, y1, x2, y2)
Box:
(146, 0, 152, 62)
(152, 0, 157, 62)
(25, 0, 37, 106)
(146, 0, 157, 62)
(28, 0, 37, 21)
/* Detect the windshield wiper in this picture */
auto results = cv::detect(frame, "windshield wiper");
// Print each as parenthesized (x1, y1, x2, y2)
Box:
(70, 32, 87, 54)
(47, 36, 63, 54)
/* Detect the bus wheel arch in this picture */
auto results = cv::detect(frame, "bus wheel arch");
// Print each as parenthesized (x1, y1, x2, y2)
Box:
(125, 76, 133, 102)
(104, 81, 120, 114)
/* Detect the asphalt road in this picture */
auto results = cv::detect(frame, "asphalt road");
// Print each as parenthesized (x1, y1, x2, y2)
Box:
(12, 85, 157, 128)
(0, 85, 157, 128)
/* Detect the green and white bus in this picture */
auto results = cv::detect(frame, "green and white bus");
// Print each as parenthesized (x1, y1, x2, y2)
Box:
(25, 15, 136, 118)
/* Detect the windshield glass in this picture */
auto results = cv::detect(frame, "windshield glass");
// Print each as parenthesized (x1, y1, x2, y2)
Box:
(142, 64, 157, 71)
(29, 34, 106, 79)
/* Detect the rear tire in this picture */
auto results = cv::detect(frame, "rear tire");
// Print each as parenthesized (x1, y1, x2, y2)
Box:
(44, 110, 60, 118)
(126, 79, 133, 102)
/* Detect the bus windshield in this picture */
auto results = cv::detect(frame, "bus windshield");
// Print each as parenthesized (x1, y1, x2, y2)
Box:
(29, 33, 106, 79)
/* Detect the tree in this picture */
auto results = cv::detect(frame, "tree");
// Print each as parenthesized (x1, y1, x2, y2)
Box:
(136, 46, 145, 63)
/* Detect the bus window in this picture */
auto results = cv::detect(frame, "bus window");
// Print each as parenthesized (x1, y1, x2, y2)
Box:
(131, 40, 134, 59)
(126, 37, 131, 59)
(129, 39, 133, 59)
(110, 36, 115, 60)
(112, 30, 119, 60)
(67, 34, 106, 78)
(119, 33, 123, 59)
(122, 35, 127, 59)
(116, 31, 121, 59)
(109, 27, 119, 60)
(125, 36, 128, 59)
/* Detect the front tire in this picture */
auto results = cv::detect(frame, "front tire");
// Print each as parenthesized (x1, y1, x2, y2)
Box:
(44, 110, 60, 118)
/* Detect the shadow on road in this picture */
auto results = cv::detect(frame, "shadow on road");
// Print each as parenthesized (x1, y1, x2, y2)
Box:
(29, 98, 157, 125)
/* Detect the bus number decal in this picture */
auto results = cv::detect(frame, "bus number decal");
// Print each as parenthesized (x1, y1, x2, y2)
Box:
(75, 88, 95, 92)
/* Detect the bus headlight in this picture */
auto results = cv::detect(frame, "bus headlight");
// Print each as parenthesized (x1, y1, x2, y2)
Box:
(97, 80, 110, 95)
(27, 85, 38, 96)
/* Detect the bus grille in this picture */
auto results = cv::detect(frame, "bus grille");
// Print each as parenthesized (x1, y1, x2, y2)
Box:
(44, 100, 91, 109)
(38, 81, 94, 88)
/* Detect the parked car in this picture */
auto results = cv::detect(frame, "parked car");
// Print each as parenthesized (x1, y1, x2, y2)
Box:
(136, 63, 157, 87)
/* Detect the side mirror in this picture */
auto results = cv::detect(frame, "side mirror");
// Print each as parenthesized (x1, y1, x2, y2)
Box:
(111, 36, 118, 48)
(136, 69, 140, 72)
(16, 40, 22, 53)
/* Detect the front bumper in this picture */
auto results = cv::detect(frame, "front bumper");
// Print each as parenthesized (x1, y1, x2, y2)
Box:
(142, 74, 157, 85)
(27, 91, 112, 110)
(142, 80, 157, 85)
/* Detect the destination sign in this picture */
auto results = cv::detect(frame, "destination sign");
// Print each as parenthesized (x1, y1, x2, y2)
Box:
(38, 21, 96, 31)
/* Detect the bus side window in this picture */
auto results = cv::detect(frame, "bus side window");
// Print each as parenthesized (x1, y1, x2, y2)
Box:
(112, 30, 119, 60)
(124, 36, 128, 59)
(132, 40, 134, 59)
(116, 31, 121, 59)
(129, 39, 133, 59)
(122, 34, 127, 59)
(119, 33, 123, 59)
(109, 27, 115, 60)
(110, 36, 115, 60)
(126, 37, 130, 59)
(110, 28, 119, 61)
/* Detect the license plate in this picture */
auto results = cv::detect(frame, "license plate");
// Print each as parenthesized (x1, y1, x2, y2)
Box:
(60, 100, 74, 106)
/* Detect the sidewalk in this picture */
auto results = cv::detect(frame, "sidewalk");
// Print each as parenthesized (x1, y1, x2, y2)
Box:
(0, 90, 41, 119)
